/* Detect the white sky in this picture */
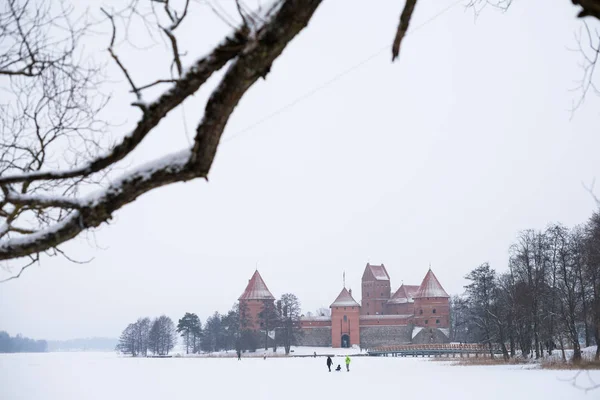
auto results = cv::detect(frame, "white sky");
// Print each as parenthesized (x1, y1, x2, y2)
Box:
(1, 0, 600, 340)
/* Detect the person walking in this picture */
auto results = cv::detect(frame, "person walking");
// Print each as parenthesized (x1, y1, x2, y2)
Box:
(326, 356, 333, 372)
(237, 349, 241, 361)
(345, 355, 351, 372)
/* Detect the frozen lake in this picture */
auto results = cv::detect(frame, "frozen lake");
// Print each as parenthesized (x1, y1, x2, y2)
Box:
(1, 352, 599, 400)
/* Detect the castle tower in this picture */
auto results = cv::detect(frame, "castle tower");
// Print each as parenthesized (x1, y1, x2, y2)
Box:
(238, 270, 275, 331)
(360, 263, 391, 316)
(330, 287, 360, 348)
(412, 269, 450, 328)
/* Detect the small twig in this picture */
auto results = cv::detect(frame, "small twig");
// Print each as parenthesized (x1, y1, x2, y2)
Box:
(236, 0, 250, 28)
(135, 79, 178, 92)
(162, 27, 183, 77)
(53, 247, 94, 264)
(101, 8, 142, 101)
(0, 254, 39, 283)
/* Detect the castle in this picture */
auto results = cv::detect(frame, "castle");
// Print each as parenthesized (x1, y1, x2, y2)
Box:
(238, 263, 450, 348)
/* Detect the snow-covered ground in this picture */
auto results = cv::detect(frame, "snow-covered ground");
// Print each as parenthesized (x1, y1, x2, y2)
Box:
(183, 345, 366, 357)
(1, 351, 599, 400)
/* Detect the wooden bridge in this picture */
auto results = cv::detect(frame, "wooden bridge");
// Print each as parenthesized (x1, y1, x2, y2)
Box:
(367, 343, 503, 358)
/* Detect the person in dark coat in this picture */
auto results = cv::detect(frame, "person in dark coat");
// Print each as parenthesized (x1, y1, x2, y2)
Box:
(326, 356, 333, 372)
(237, 349, 241, 361)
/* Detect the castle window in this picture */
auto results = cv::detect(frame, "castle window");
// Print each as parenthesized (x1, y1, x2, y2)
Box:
(367, 312, 370, 315)
(433, 309, 436, 314)
(419, 310, 423, 315)
(344, 307, 346, 310)
(381, 292, 383, 296)
(425, 320, 428, 324)
(436, 319, 440, 324)
(343, 315, 347, 322)
(367, 293, 369, 297)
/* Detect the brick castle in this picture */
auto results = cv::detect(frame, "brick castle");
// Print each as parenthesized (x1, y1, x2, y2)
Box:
(238, 263, 450, 348)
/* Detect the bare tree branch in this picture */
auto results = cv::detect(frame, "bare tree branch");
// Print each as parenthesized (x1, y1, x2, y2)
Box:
(392, 0, 418, 62)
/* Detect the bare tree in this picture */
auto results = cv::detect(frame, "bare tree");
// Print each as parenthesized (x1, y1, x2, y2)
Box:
(278, 293, 303, 355)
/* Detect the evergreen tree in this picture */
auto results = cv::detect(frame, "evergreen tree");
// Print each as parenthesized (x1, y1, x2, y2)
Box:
(177, 313, 201, 354)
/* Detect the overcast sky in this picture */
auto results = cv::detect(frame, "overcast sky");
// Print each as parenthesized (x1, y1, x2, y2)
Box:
(1, 0, 599, 340)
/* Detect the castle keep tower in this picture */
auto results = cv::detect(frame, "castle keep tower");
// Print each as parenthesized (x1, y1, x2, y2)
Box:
(412, 269, 450, 328)
(360, 263, 391, 316)
(238, 270, 275, 331)
(330, 287, 360, 348)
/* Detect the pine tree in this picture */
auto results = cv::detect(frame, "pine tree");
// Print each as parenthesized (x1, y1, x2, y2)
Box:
(177, 313, 201, 354)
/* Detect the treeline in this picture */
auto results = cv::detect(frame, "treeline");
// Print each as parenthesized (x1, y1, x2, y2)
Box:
(0, 331, 47, 353)
(117, 315, 177, 356)
(117, 293, 303, 356)
(451, 210, 600, 363)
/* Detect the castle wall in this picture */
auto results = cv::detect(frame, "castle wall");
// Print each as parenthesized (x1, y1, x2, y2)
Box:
(413, 297, 450, 328)
(359, 325, 412, 348)
(298, 327, 332, 347)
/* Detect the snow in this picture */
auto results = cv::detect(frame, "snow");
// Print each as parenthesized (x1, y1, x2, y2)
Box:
(412, 326, 423, 339)
(1, 351, 598, 400)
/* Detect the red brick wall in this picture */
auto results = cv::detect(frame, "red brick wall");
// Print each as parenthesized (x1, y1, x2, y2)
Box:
(300, 319, 331, 328)
(331, 305, 360, 347)
(412, 297, 450, 328)
(385, 302, 413, 315)
(361, 280, 391, 316)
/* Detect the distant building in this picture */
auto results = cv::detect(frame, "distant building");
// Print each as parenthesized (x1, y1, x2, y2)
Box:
(238, 263, 450, 348)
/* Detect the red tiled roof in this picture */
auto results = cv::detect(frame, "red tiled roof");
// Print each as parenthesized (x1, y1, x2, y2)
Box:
(414, 269, 449, 298)
(238, 270, 275, 300)
(364, 263, 390, 281)
(330, 287, 360, 308)
(388, 284, 420, 304)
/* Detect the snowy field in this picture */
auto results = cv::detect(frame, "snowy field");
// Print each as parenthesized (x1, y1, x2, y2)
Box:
(1, 352, 599, 400)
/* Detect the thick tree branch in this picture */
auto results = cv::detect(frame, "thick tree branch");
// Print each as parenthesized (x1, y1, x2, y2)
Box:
(574, 0, 600, 19)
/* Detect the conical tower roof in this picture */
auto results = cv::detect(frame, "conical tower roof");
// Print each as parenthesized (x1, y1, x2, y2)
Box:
(330, 287, 360, 308)
(238, 270, 275, 300)
(413, 269, 449, 298)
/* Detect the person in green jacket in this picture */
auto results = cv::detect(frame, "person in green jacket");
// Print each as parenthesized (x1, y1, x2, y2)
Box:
(345, 355, 351, 371)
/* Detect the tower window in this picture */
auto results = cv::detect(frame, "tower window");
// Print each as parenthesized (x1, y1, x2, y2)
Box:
(343, 315, 347, 322)
(436, 319, 440, 324)
(433, 309, 437, 314)
(419, 310, 423, 315)
(425, 320, 428, 324)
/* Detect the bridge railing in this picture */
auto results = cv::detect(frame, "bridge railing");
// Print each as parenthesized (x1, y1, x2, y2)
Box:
(370, 343, 501, 353)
